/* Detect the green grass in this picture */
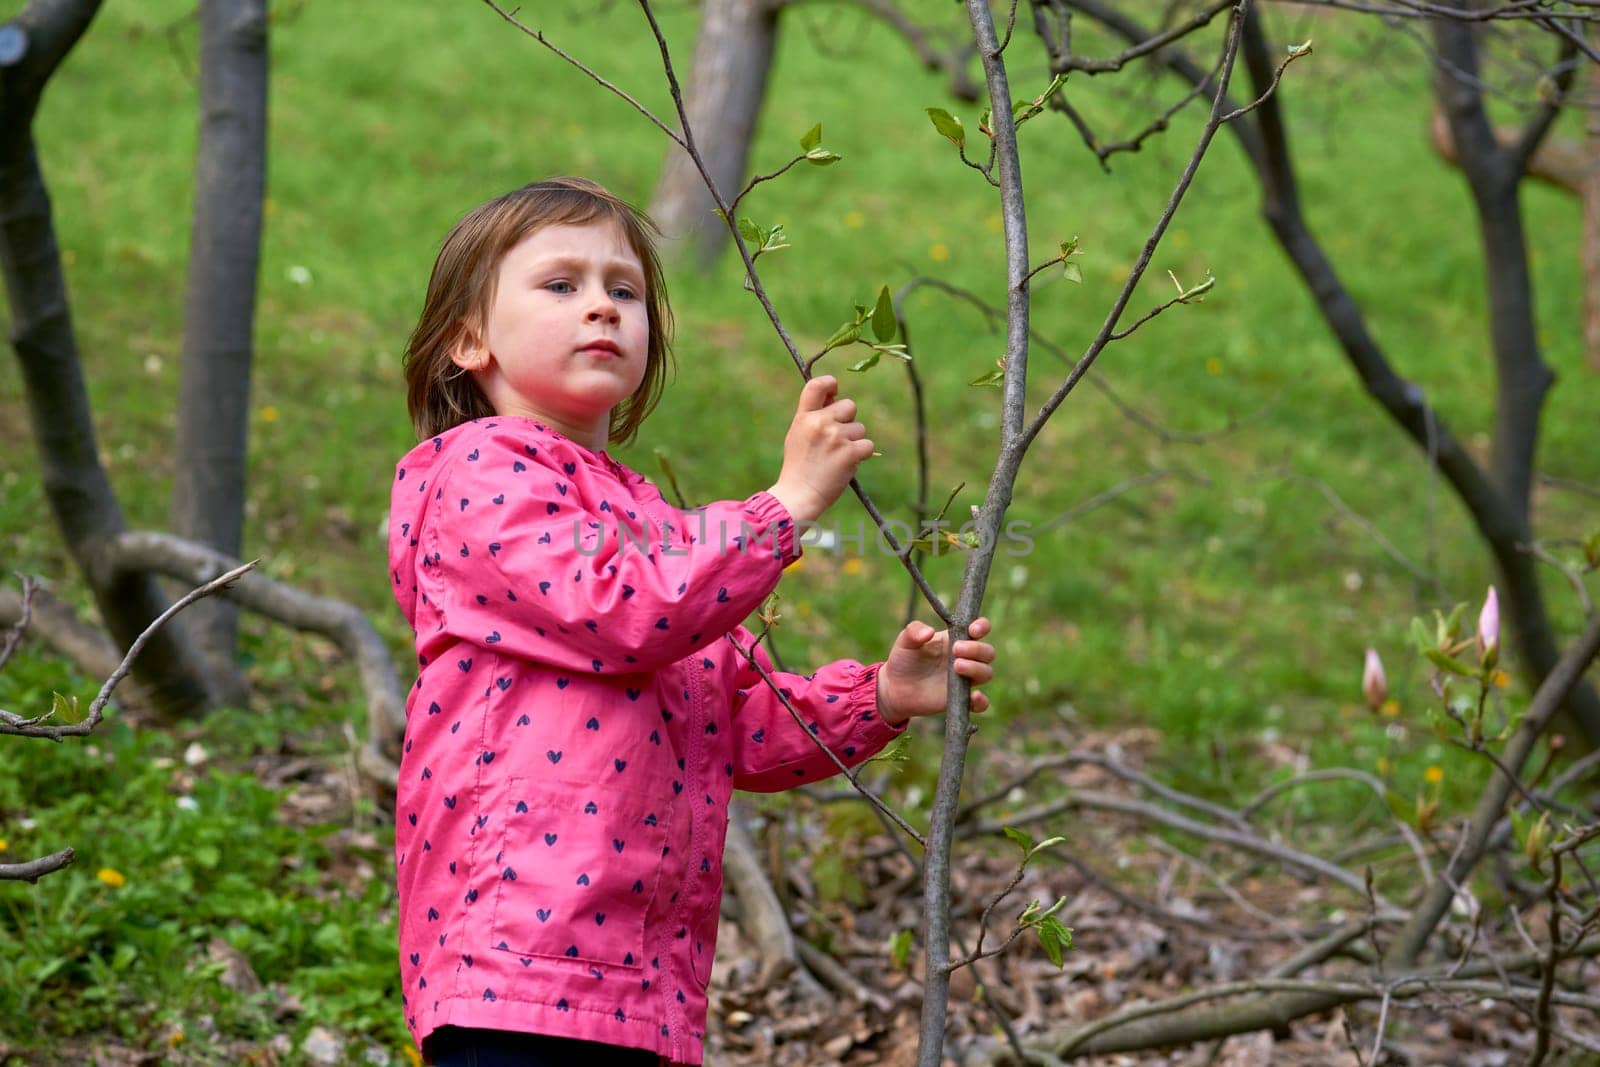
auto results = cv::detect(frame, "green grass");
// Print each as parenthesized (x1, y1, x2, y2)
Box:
(0, 0, 1595, 1059)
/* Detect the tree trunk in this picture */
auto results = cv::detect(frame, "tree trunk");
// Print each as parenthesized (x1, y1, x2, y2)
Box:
(1233, 5, 1600, 744)
(169, 0, 268, 705)
(1429, 17, 1554, 522)
(648, 0, 778, 268)
(1585, 26, 1600, 373)
(0, 0, 210, 718)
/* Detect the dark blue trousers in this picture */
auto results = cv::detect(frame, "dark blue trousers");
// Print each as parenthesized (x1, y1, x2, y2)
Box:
(424, 1026, 660, 1066)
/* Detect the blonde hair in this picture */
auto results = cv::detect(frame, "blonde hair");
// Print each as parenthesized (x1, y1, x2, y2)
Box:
(404, 176, 675, 443)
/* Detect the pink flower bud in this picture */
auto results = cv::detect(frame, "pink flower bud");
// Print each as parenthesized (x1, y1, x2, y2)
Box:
(1362, 648, 1386, 711)
(1477, 586, 1500, 658)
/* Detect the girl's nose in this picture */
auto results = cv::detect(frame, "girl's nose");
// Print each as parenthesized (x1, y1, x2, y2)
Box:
(585, 293, 620, 323)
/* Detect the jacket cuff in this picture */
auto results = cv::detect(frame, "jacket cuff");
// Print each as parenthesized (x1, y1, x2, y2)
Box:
(743, 491, 802, 566)
(849, 663, 909, 746)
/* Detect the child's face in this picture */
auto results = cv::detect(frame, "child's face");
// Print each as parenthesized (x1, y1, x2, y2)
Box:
(454, 219, 649, 447)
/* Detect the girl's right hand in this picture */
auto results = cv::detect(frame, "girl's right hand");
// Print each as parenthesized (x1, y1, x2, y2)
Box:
(767, 375, 873, 525)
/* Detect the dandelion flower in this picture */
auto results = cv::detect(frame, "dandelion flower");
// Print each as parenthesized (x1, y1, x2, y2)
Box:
(97, 867, 126, 888)
(1424, 765, 1444, 786)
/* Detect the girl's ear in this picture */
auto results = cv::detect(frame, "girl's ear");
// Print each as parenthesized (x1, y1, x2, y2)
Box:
(448, 324, 489, 373)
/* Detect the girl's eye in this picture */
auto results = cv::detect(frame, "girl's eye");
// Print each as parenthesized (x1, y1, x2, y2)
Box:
(610, 286, 638, 301)
(546, 280, 574, 294)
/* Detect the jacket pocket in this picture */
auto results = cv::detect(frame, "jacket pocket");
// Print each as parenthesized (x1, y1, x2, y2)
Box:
(489, 776, 672, 970)
(689, 807, 731, 988)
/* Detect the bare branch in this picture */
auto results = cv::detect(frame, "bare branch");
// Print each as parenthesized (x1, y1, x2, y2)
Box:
(0, 560, 255, 741)
(973, 786, 1387, 901)
(1239, 766, 1435, 885)
(725, 631, 924, 846)
(1053, 0, 1234, 73)
(729, 152, 809, 214)
(104, 531, 407, 774)
(1519, 539, 1596, 617)
(477, 0, 684, 147)
(1507, 29, 1583, 174)
(0, 575, 37, 675)
(0, 847, 75, 884)
(1020, 3, 1257, 457)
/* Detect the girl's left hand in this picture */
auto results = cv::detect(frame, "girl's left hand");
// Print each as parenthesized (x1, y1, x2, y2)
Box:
(875, 617, 997, 726)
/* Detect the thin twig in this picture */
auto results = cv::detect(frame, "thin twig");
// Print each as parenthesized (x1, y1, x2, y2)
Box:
(478, 1, 684, 146)
(0, 561, 258, 740)
(0, 575, 37, 675)
(0, 847, 76, 883)
(725, 631, 925, 846)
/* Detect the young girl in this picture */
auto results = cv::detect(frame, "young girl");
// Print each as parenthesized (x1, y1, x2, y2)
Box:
(389, 177, 997, 1067)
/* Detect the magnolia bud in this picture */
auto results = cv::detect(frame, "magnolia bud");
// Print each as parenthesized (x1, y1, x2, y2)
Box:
(1362, 648, 1387, 711)
(1477, 586, 1500, 664)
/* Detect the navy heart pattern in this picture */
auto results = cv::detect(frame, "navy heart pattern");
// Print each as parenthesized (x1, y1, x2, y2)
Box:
(395, 428, 890, 1012)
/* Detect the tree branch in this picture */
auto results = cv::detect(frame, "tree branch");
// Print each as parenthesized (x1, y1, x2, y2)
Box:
(103, 531, 407, 777)
(0, 560, 255, 740)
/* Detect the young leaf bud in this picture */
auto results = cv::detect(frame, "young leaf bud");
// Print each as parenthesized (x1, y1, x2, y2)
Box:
(1477, 586, 1500, 666)
(1362, 648, 1387, 711)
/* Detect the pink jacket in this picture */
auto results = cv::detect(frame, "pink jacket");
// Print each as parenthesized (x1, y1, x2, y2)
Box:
(388, 417, 906, 1064)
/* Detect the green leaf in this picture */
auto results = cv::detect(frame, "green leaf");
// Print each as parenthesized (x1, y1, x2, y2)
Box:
(1014, 72, 1068, 123)
(1443, 601, 1468, 641)
(1424, 647, 1478, 677)
(926, 107, 965, 148)
(1286, 39, 1313, 58)
(889, 928, 914, 969)
(799, 122, 823, 152)
(847, 352, 881, 373)
(824, 322, 862, 351)
(969, 367, 1005, 388)
(1037, 916, 1074, 967)
(1002, 826, 1035, 854)
(805, 149, 841, 166)
(1037, 924, 1064, 967)
(50, 691, 82, 725)
(194, 844, 221, 869)
(736, 217, 762, 245)
(1025, 835, 1067, 862)
(1409, 617, 1433, 653)
(1179, 273, 1217, 301)
(1062, 260, 1082, 284)
(870, 286, 896, 343)
(761, 223, 790, 253)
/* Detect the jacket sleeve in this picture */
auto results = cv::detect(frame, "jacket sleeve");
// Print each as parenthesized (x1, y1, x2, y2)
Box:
(420, 427, 801, 675)
(724, 625, 908, 793)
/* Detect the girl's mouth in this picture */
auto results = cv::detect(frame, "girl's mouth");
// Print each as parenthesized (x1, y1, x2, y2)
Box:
(578, 340, 622, 357)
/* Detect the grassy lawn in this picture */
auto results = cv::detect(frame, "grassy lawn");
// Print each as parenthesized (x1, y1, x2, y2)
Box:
(0, 1, 1594, 1061)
